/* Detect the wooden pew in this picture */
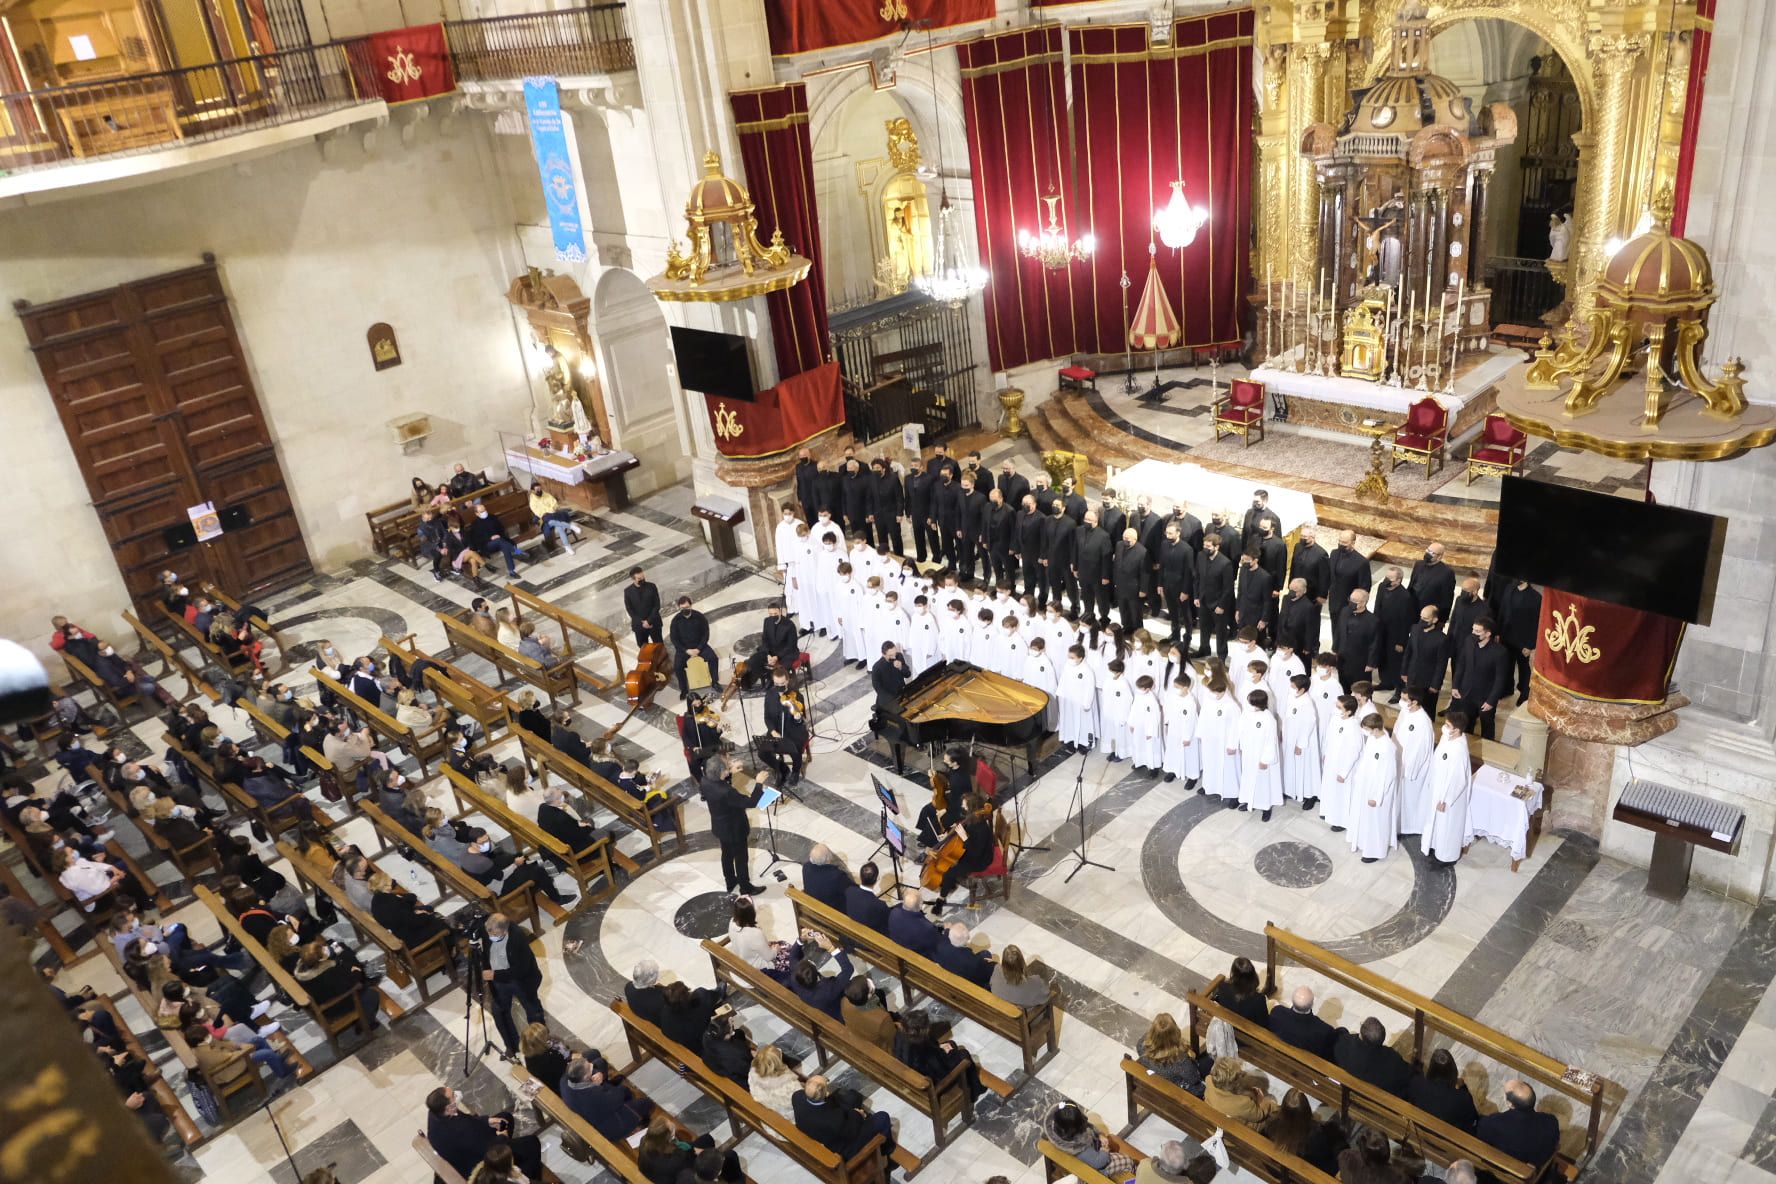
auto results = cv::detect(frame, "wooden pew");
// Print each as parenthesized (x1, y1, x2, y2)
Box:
(0, 854, 77, 965)
(368, 476, 537, 562)
(98, 779, 220, 884)
(380, 632, 511, 743)
(200, 581, 289, 675)
(507, 586, 626, 694)
(163, 732, 318, 842)
(1186, 978, 1538, 1184)
(312, 667, 448, 777)
(123, 609, 215, 704)
(157, 600, 254, 678)
(357, 800, 543, 935)
(1263, 923, 1611, 1176)
(439, 764, 616, 908)
(787, 886, 1058, 1080)
(277, 840, 459, 1003)
(437, 611, 580, 705)
(1120, 1057, 1339, 1184)
(511, 722, 685, 873)
(92, 995, 206, 1148)
(610, 999, 890, 1184)
(704, 935, 975, 1162)
(412, 1133, 470, 1184)
(1039, 1138, 1146, 1184)
(60, 647, 148, 725)
(510, 1064, 660, 1184)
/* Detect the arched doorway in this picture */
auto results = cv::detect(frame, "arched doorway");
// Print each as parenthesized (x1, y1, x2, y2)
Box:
(592, 268, 689, 495)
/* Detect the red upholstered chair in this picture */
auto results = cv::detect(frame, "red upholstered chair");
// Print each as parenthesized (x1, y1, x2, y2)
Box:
(1466, 413, 1529, 485)
(1389, 396, 1450, 478)
(973, 758, 999, 801)
(1213, 379, 1267, 447)
(967, 810, 1014, 906)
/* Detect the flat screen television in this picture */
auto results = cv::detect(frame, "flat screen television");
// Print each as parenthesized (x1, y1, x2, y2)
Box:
(670, 326, 754, 401)
(1492, 476, 1724, 624)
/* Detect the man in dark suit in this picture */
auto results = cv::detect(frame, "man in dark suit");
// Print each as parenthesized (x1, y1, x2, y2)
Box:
(1061, 478, 1087, 523)
(925, 442, 961, 482)
(932, 468, 963, 568)
(1234, 551, 1274, 643)
(1402, 606, 1451, 700)
(1450, 617, 1511, 740)
(1030, 473, 1060, 517)
(985, 488, 1015, 586)
(623, 566, 662, 646)
(1112, 528, 1149, 632)
(669, 595, 717, 698)
(1498, 580, 1543, 703)
(536, 785, 600, 855)
(1016, 496, 1048, 604)
(747, 599, 800, 687)
(963, 450, 993, 496)
(1374, 566, 1417, 697)
(1194, 533, 1235, 659)
(997, 460, 1030, 520)
(1333, 1017, 1412, 1097)
(1278, 578, 1320, 658)
(479, 912, 545, 1057)
(794, 447, 821, 523)
(840, 460, 870, 542)
(905, 465, 933, 563)
(800, 844, 854, 912)
(1409, 541, 1457, 626)
(816, 465, 844, 525)
(1240, 489, 1283, 556)
(1447, 576, 1486, 690)
(1043, 503, 1079, 615)
(1269, 986, 1342, 1061)
(870, 458, 904, 555)
(1328, 530, 1373, 635)
(1255, 519, 1289, 623)
(1157, 522, 1196, 644)
(844, 862, 892, 934)
(956, 476, 988, 581)
(1334, 589, 1383, 691)
(1477, 1081, 1561, 1168)
(887, 887, 943, 958)
(792, 1075, 895, 1159)
(550, 710, 594, 767)
(1135, 495, 1169, 613)
(701, 757, 771, 894)
(1099, 498, 1127, 546)
(1291, 527, 1331, 605)
(933, 921, 994, 987)
(1170, 504, 1205, 556)
(871, 643, 910, 710)
(624, 960, 665, 1024)
(426, 1086, 544, 1181)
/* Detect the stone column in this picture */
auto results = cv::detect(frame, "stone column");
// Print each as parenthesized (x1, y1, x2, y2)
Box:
(1574, 34, 1646, 309)
(1288, 42, 1333, 285)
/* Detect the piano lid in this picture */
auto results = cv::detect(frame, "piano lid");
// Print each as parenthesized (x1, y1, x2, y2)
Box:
(899, 660, 1050, 723)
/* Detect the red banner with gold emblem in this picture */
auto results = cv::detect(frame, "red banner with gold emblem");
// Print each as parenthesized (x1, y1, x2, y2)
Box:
(705, 361, 843, 459)
(764, 0, 994, 56)
(1532, 589, 1685, 705)
(365, 23, 455, 105)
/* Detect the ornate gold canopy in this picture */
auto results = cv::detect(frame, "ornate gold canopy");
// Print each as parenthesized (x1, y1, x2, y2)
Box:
(648, 150, 812, 303)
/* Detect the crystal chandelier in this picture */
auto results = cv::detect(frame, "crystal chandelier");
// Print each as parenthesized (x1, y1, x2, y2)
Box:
(918, 195, 989, 306)
(1152, 178, 1209, 249)
(1018, 194, 1095, 269)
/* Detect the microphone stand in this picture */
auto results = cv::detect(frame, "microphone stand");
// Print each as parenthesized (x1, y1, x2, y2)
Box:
(1060, 743, 1114, 883)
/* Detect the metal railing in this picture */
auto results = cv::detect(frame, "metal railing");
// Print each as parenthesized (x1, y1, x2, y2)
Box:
(1486, 256, 1565, 326)
(444, 3, 635, 82)
(0, 40, 379, 174)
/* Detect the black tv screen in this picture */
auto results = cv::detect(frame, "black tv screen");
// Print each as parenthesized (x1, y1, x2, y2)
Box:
(162, 523, 198, 552)
(670, 326, 754, 401)
(1492, 476, 1724, 624)
(219, 504, 252, 530)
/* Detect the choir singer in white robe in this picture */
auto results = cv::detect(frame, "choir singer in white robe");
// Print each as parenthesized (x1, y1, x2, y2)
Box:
(1162, 673, 1200, 786)
(1127, 675, 1167, 775)
(1421, 711, 1475, 864)
(1057, 644, 1099, 752)
(1099, 661, 1134, 761)
(1237, 689, 1284, 820)
(1317, 695, 1363, 831)
(1023, 637, 1059, 731)
(905, 595, 941, 672)
(1196, 673, 1241, 802)
(1349, 714, 1400, 863)
(1392, 688, 1436, 836)
(1279, 674, 1320, 807)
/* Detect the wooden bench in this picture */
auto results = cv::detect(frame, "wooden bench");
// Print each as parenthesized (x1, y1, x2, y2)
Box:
(704, 935, 975, 1163)
(313, 667, 448, 777)
(1187, 977, 1538, 1184)
(511, 722, 685, 872)
(123, 609, 215, 704)
(357, 800, 543, 935)
(163, 733, 319, 842)
(510, 1064, 660, 1184)
(437, 611, 580, 705)
(157, 601, 254, 678)
(98, 779, 219, 884)
(60, 647, 149, 725)
(367, 476, 536, 562)
(412, 1132, 470, 1184)
(1039, 1137, 1146, 1184)
(380, 632, 511, 743)
(609, 999, 892, 1184)
(1120, 1057, 1338, 1184)
(201, 582, 289, 676)
(787, 886, 1058, 1080)
(507, 586, 626, 694)
(92, 995, 206, 1148)
(1263, 923, 1611, 1177)
(193, 883, 378, 1056)
(277, 840, 459, 1003)
(0, 854, 77, 965)
(439, 764, 616, 908)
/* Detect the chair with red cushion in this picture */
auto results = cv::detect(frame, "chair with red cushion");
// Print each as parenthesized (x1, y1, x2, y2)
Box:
(973, 758, 999, 802)
(1212, 378, 1267, 447)
(1388, 396, 1450, 478)
(1465, 413, 1529, 485)
(967, 810, 1014, 905)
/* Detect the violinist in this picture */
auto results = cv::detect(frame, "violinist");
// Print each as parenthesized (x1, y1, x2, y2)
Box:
(759, 669, 808, 787)
(680, 693, 725, 782)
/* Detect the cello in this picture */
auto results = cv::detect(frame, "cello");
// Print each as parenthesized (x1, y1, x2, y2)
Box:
(922, 777, 994, 894)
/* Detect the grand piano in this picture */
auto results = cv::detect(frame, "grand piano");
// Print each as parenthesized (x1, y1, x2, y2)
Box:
(877, 660, 1050, 766)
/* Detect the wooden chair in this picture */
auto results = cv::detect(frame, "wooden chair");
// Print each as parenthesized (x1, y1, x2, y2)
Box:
(1389, 395, 1451, 478)
(1212, 378, 1267, 447)
(1466, 413, 1530, 484)
(199, 1055, 271, 1121)
(967, 809, 1013, 906)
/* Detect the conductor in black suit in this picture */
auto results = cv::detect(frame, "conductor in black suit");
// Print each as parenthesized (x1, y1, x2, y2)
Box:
(1477, 1081, 1561, 1168)
(624, 567, 662, 646)
(1193, 533, 1234, 659)
(1269, 986, 1342, 1061)
(872, 643, 912, 773)
(700, 756, 771, 895)
(1449, 617, 1511, 740)
(1112, 528, 1148, 632)
(669, 595, 717, 698)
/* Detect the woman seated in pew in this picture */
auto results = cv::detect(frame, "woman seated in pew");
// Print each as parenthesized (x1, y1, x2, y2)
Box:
(225, 883, 312, 970)
(518, 1021, 570, 1094)
(1337, 1126, 1415, 1184)
(126, 940, 261, 1031)
(1139, 1012, 1211, 1097)
(512, 691, 551, 741)
(637, 1114, 745, 1184)
(128, 786, 212, 853)
(727, 896, 799, 981)
(466, 1144, 526, 1184)
(895, 1008, 985, 1100)
(657, 980, 727, 1050)
(499, 764, 547, 823)
(495, 607, 522, 651)
(368, 870, 454, 950)
(701, 1005, 754, 1087)
(1042, 1100, 1136, 1179)
(1406, 1047, 1480, 1134)
(1211, 955, 1271, 1029)
(989, 944, 1054, 1012)
(393, 689, 434, 732)
(1260, 1088, 1346, 1175)
(293, 938, 383, 1031)
(748, 1044, 803, 1119)
(1203, 1056, 1280, 1127)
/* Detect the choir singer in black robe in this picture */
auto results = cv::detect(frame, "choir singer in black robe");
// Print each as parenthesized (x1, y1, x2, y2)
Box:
(1449, 618, 1511, 740)
(1374, 566, 1417, 697)
(1075, 511, 1114, 628)
(1234, 552, 1274, 642)
(1112, 529, 1148, 633)
(1333, 589, 1382, 691)
(1401, 606, 1450, 699)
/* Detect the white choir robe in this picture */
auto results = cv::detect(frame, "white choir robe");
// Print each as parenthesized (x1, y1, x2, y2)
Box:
(1309, 670, 1343, 738)
(972, 596, 998, 629)
(1161, 690, 1201, 780)
(1317, 716, 1364, 828)
(969, 622, 997, 666)
(810, 520, 843, 549)
(1057, 662, 1099, 748)
(1044, 618, 1076, 659)
(1236, 707, 1285, 811)
(1092, 641, 1119, 685)
(1126, 692, 1167, 769)
(835, 581, 869, 662)
(1392, 707, 1436, 835)
(1129, 651, 1166, 693)
(1348, 733, 1401, 859)
(775, 520, 805, 610)
(938, 614, 971, 664)
(905, 611, 942, 672)
(1279, 693, 1321, 801)
(872, 604, 911, 665)
(989, 632, 1027, 679)
(1420, 733, 1474, 862)
(1266, 652, 1307, 708)
(1099, 677, 1134, 757)
(811, 546, 844, 635)
(1023, 653, 1060, 730)
(1196, 692, 1241, 800)
(1228, 641, 1265, 700)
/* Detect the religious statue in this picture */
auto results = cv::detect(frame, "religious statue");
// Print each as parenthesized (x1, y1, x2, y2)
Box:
(570, 388, 594, 440)
(545, 367, 575, 429)
(887, 203, 918, 283)
(1548, 213, 1572, 263)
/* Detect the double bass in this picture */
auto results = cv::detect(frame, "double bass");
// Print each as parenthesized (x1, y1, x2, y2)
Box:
(626, 642, 668, 705)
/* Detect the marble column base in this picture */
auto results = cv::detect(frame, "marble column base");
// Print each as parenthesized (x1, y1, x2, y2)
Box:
(712, 429, 854, 564)
(1529, 679, 1689, 838)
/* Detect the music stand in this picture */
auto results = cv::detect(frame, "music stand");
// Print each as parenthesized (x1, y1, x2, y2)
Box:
(863, 805, 908, 892)
(756, 782, 794, 880)
(1060, 743, 1114, 883)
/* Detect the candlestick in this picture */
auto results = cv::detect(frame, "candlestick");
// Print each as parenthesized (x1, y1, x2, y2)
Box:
(1297, 278, 1307, 373)
(1317, 268, 1328, 374)
(1400, 294, 1414, 387)
(1447, 276, 1465, 394)
(1265, 264, 1274, 365)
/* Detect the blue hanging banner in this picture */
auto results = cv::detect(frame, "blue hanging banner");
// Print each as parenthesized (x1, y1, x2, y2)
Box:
(524, 76, 588, 263)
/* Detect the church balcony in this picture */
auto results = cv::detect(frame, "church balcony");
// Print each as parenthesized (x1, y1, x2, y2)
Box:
(0, 40, 387, 208)
(444, 4, 636, 84)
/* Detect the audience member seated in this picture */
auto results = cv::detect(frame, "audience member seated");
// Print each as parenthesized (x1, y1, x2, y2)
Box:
(888, 887, 943, 959)
(467, 1143, 526, 1184)
(748, 1043, 802, 1119)
(1408, 1048, 1479, 1134)
(933, 921, 994, 987)
(187, 1021, 294, 1092)
(990, 944, 1052, 1010)
(1259, 1088, 1344, 1175)
(792, 1073, 896, 1162)
(789, 933, 852, 1019)
(801, 844, 854, 911)
(1333, 1017, 1413, 1097)
(294, 938, 382, 1029)
(513, 692, 551, 741)
(727, 895, 796, 980)
(635, 1113, 743, 1184)
(701, 1006, 753, 1087)
(536, 784, 599, 853)
(518, 1021, 569, 1093)
(426, 1086, 545, 1182)
(657, 979, 724, 1049)
(54, 846, 152, 912)
(1203, 1056, 1279, 1126)
(1269, 986, 1342, 1061)
(843, 861, 892, 934)
(894, 1008, 984, 1099)
(467, 500, 526, 579)
(1043, 1100, 1135, 1178)
(367, 871, 453, 951)
(1477, 1080, 1561, 1168)
(560, 1050, 651, 1142)
(550, 710, 595, 767)
(1211, 955, 1271, 1028)
(1139, 1012, 1209, 1096)
(528, 483, 581, 555)
(840, 976, 896, 1053)
(626, 959, 665, 1025)
(447, 463, 488, 500)
(1336, 1126, 1413, 1184)
(1135, 1141, 1222, 1184)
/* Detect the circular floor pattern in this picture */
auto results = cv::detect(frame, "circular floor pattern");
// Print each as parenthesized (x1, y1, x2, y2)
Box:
(1253, 840, 1334, 889)
(674, 890, 738, 940)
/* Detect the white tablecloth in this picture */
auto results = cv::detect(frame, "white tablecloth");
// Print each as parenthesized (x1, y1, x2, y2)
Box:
(1468, 763, 1545, 861)
(504, 447, 637, 485)
(1104, 458, 1317, 531)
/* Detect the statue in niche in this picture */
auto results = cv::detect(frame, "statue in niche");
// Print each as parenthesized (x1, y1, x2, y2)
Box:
(545, 366, 576, 429)
(1548, 213, 1572, 263)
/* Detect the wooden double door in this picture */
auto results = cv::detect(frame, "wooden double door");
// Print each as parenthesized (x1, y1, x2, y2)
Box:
(18, 259, 312, 616)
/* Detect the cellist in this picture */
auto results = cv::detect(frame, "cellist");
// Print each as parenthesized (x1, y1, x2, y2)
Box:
(925, 792, 995, 912)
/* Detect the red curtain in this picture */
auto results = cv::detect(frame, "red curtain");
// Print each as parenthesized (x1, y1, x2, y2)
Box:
(764, 0, 993, 57)
(958, 26, 1082, 373)
(957, 11, 1256, 371)
(1532, 589, 1685, 706)
(705, 361, 843, 458)
(1671, 0, 1716, 237)
(730, 83, 831, 381)
(364, 24, 456, 104)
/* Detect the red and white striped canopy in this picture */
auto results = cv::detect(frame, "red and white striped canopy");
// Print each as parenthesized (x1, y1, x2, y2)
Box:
(1128, 261, 1180, 351)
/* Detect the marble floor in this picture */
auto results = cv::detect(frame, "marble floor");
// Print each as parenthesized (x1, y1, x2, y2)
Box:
(12, 477, 1766, 1184)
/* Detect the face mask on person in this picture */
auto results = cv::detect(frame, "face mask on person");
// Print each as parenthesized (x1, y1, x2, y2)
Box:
(139, 941, 158, 955)
(476, 510, 488, 519)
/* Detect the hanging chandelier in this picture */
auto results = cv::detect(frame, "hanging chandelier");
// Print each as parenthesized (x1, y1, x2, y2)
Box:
(1019, 194, 1096, 269)
(1153, 178, 1209, 249)
(918, 195, 989, 306)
